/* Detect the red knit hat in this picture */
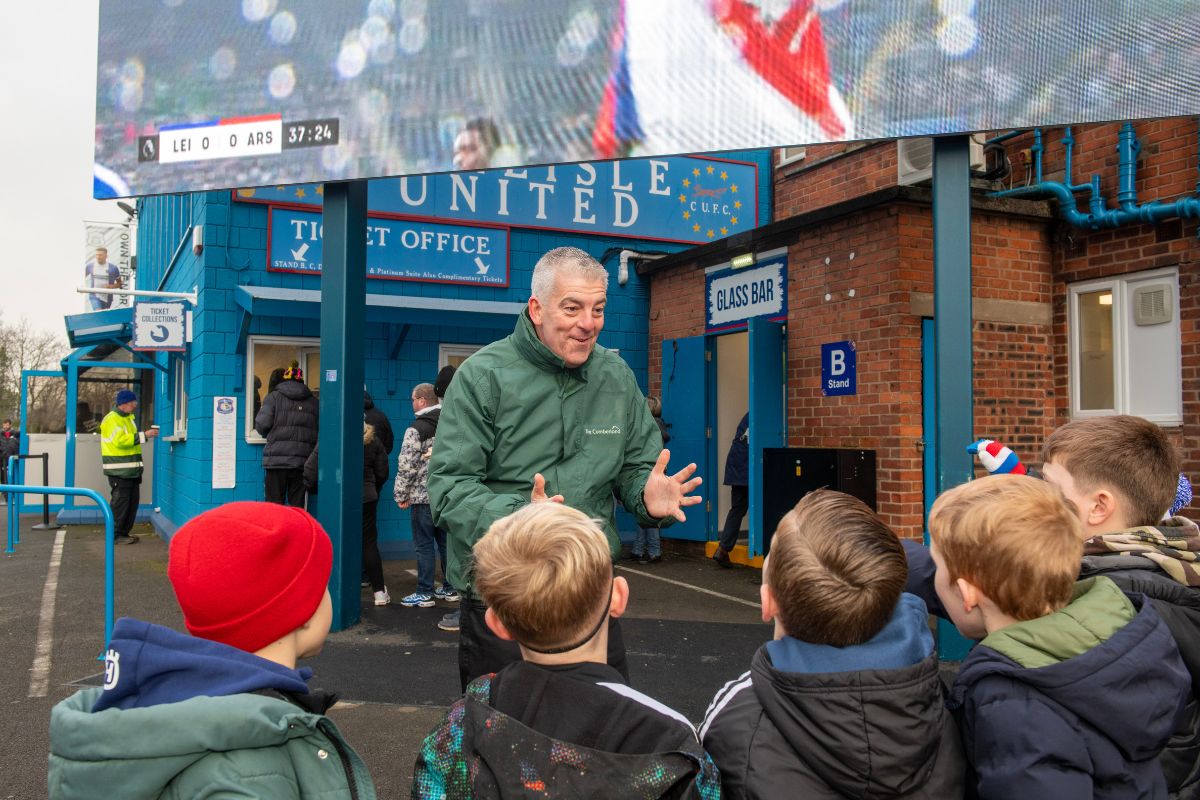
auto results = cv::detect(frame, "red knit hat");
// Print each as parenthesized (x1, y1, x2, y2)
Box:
(168, 501, 332, 652)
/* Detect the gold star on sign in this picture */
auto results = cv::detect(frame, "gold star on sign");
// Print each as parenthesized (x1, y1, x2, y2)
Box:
(316, 186, 324, 195)
(275, 185, 286, 191)
(693, 223, 701, 232)
(679, 194, 686, 203)
(720, 227, 728, 235)
(692, 168, 700, 177)
(706, 165, 714, 174)
(295, 188, 306, 198)
(683, 211, 690, 220)
(734, 200, 742, 209)
(730, 216, 738, 225)
(682, 178, 690, 188)
(730, 184, 738, 193)
(720, 170, 728, 180)
(707, 229, 715, 238)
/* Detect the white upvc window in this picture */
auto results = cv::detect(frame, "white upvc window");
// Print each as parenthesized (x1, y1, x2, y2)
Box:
(439, 343, 482, 370)
(245, 336, 321, 442)
(777, 146, 806, 167)
(1068, 267, 1181, 425)
(170, 354, 188, 439)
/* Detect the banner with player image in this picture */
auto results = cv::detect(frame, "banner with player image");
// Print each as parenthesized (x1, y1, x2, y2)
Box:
(83, 222, 134, 312)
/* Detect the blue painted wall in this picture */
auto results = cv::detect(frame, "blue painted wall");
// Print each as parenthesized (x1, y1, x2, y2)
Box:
(139, 150, 772, 554)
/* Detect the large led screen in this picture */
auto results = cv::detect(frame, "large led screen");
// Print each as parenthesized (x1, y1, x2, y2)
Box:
(96, 0, 1200, 199)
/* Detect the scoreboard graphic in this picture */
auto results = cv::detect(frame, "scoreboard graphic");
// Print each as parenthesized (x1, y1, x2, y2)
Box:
(139, 115, 339, 165)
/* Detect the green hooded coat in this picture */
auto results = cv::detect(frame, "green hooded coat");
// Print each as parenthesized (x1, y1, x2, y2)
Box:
(428, 309, 669, 595)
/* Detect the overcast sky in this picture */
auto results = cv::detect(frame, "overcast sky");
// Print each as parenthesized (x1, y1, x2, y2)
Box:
(0, 6, 127, 340)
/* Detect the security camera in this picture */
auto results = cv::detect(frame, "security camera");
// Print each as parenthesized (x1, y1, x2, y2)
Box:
(192, 225, 204, 256)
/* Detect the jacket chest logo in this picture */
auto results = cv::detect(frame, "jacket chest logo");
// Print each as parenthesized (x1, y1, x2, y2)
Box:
(584, 425, 621, 436)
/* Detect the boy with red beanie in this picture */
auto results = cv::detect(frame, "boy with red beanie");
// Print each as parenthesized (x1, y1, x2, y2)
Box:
(48, 502, 377, 799)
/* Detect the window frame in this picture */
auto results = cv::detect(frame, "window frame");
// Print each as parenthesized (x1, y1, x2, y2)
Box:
(245, 334, 321, 442)
(777, 146, 806, 167)
(438, 343, 483, 369)
(1067, 266, 1181, 425)
(169, 353, 188, 440)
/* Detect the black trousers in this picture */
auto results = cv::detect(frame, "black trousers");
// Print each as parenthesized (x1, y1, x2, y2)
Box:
(718, 484, 749, 552)
(264, 468, 306, 507)
(107, 475, 141, 538)
(458, 597, 630, 691)
(362, 499, 385, 592)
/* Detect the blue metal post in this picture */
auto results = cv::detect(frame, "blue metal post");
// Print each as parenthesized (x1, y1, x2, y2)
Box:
(932, 136, 976, 659)
(0, 484, 115, 652)
(319, 181, 367, 631)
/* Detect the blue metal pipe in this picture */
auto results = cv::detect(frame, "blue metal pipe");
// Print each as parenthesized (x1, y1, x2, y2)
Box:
(986, 130, 1026, 146)
(1117, 122, 1141, 211)
(993, 122, 1200, 231)
(1032, 129, 1044, 184)
(0, 483, 116, 654)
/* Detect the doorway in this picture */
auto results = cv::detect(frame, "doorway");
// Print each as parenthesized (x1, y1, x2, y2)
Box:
(715, 331, 748, 543)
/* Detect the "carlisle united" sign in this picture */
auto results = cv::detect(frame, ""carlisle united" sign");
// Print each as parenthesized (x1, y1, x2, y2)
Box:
(238, 155, 758, 245)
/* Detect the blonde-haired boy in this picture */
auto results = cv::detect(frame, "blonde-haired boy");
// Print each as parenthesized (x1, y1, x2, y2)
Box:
(930, 475, 1189, 799)
(413, 503, 719, 799)
(701, 489, 963, 799)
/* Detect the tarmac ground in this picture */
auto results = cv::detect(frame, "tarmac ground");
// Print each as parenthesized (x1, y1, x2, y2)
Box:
(0, 512, 769, 799)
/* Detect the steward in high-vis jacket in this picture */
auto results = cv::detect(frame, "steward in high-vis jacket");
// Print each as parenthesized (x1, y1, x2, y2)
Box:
(428, 246, 702, 688)
(100, 389, 157, 545)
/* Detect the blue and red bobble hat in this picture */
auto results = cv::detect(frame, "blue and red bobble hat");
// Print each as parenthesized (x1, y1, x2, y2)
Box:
(168, 501, 332, 652)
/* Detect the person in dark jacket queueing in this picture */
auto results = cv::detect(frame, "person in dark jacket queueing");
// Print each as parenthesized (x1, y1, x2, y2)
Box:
(905, 416, 1200, 798)
(712, 412, 748, 567)
(413, 503, 719, 799)
(0, 418, 19, 491)
(701, 489, 963, 799)
(930, 476, 1189, 800)
(304, 422, 391, 605)
(254, 363, 318, 506)
(363, 391, 394, 456)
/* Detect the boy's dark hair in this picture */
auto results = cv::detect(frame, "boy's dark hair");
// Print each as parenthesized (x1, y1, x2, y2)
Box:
(1043, 415, 1180, 526)
(766, 489, 906, 647)
(464, 117, 501, 152)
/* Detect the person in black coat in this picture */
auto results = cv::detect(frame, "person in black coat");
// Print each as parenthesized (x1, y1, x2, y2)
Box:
(303, 421, 390, 604)
(363, 391, 393, 456)
(254, 364, 318, 506)
(701, 490, 964, 799)
(713, 412, 749, 567)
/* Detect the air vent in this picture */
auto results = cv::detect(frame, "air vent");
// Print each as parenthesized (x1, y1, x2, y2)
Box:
(897, 135, 986, 186)
(1133, 283, 1173, 326)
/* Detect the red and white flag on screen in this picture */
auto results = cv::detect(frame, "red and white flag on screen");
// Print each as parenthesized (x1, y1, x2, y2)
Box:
(595, 0, 853, 159)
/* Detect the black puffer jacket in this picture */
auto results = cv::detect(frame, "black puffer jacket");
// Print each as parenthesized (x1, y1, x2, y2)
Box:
(253, 379, 318, 469)
(0, 430, 19, 461)
(363, 392, 393, 455)
(303, 425, 389, 503)
(701, 622, 964, 797)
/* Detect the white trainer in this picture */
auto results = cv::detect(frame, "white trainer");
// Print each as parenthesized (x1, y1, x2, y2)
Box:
(373, 588, 391, 606)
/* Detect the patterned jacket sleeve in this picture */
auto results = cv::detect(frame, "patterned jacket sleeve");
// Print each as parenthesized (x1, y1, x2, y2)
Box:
(393, 428, 423, 504)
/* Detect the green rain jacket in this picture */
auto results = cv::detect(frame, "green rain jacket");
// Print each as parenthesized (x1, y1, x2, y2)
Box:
(428, 309, 670, 595)
(48, 687, 376, 800)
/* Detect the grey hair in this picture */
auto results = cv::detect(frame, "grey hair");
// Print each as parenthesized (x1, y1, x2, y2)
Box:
(530, 247, 608, 303)
(413, 383, 437, 403)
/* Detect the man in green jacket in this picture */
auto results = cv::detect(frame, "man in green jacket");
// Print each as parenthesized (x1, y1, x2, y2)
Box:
(100, 389, 157, 545)
(428, 246, 703, 688)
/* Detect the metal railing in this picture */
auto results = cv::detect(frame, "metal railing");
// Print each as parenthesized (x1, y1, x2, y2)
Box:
(7, 453, 54, 531)
(2, 471, 116, 654)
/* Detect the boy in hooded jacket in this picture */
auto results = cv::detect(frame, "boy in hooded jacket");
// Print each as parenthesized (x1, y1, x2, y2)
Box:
(700, 489, 964, 799)
(905, 415, 1200, 797)
(929, 475, 1189, 799)
(413, 502, 720, 799)
(48, 502, 377, 800)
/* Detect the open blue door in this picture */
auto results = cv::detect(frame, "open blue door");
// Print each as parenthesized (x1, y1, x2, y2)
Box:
(661, 335, 711, 541)
(748, 318, 786, 557)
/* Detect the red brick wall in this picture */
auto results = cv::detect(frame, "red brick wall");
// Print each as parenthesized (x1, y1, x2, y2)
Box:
(774, 142, 897, 219)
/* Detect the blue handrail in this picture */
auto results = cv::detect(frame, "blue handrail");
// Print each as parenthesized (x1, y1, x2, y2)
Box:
(2, 465, 116, 654)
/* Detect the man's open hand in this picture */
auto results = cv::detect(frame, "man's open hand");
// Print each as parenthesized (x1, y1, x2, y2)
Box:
(531, 473, 564, 504)
(642, 450, 702, 522)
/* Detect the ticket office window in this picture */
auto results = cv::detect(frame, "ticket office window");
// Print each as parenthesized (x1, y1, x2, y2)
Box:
(170, 355, 188, 440)
(246, 336, 321, 442)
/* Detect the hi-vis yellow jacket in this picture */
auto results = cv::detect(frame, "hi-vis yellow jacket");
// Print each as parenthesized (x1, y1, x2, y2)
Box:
(100, 410, 144, 479)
